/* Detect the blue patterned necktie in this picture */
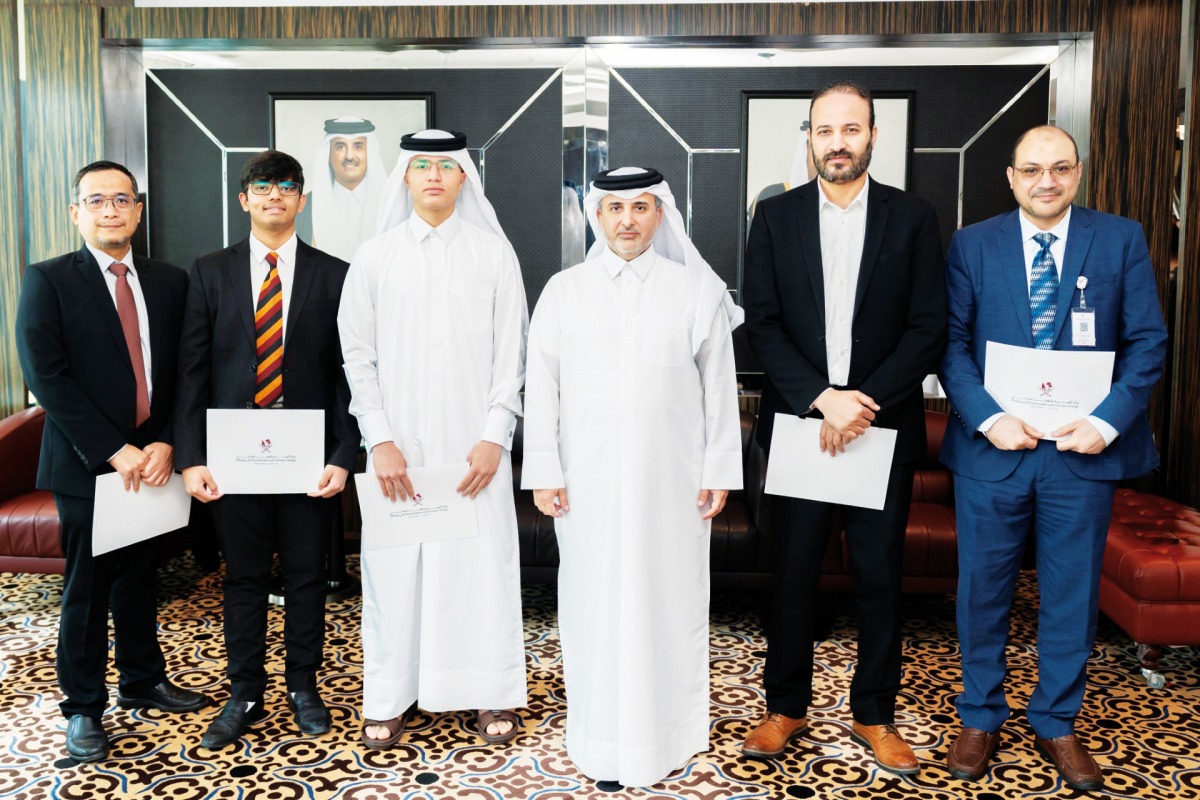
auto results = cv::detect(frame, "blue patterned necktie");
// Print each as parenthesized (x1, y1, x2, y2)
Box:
(1030, 232, 1058, 350)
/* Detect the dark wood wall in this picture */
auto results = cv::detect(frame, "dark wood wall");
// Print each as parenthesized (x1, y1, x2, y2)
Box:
(1169, 0, 1200, 506)
(7, 1, 1195, 500)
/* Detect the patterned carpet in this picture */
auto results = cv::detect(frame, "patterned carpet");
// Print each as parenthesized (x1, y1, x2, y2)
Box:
(1, 554, 1197, 800)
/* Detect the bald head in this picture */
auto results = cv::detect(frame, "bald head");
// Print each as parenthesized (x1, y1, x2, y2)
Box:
(1011, 125, 1079, 166)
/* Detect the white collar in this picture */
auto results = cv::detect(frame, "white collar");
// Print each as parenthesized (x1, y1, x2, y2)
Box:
(86, 244, 135, 273)
(816, 174, 870, 212)
(408, 209, 462, 244)
(1018, 205, 1072, 244)
(601, 242, 656, 281)
(249, 232, 298, 265)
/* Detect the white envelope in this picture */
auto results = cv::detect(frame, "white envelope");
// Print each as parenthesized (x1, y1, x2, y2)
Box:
(983, 342, 1114, 438)
(92, 472, 191, 556)
(764, 414, 897, 510)
(206, 408, 325, 494)
(357, 462, 479, 550)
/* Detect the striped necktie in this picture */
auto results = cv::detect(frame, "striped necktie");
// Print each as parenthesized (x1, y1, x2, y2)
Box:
(254, 251, 284, 408)
(1030, 232, 1058, 350)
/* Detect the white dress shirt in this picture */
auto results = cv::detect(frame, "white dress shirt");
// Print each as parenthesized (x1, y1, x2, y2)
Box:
(248, 233, 298, 344)
(817, 176, 869, 389)
(87, 244, 152, 401)
(979, 206, 1118, 444)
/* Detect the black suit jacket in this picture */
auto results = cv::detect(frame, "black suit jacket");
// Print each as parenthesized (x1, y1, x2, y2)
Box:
(15, 247, 188, 499)
(742, 178, 947, 464)
(174, 237, 359, 472)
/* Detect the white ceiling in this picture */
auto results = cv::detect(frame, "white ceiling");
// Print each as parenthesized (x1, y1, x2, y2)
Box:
(141, 44, 1066, 72)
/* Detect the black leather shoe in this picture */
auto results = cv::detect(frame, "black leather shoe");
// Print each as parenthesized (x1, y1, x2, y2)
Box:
(201, 699, 268, 750)
(118, 679, 212, 713)
(65, 715, 109, 762)
(287, 690, 331, 736)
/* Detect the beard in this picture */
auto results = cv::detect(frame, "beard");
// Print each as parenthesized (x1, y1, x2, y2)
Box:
(813, 139, 873, 184)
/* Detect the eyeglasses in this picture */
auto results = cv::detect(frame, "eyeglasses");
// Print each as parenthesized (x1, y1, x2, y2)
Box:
(79, 194, 136, 212)
(1014, 164, 1079, 180)
(247, 180, 302, 196)
(407, 158, 461, 173)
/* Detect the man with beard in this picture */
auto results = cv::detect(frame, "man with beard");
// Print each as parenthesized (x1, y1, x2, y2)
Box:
(301, 117, 387, 261)
(523, 167, 742, 787)
(740, 82, 947, 773)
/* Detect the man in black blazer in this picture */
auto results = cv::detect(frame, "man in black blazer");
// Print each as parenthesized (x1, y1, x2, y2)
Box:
(174, 150, 359, 749)
(15, 161, 211, 763)
(741, 83, 947, 772)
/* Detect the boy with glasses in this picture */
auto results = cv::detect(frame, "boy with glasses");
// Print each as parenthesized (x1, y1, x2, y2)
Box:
(174, 150, 359, 749)
(339, 130, 529, 748)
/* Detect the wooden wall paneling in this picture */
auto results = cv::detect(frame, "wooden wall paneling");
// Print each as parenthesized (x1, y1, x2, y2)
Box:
(101, 2, 1090, 42)
(1168, 0, 1200, 506)
(0, 1, 24, 417)
(1090, 0, 1182, 485)
(22, 3, 103, 264)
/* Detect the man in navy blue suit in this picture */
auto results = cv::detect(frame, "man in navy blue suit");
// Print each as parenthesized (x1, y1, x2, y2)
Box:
(938, 125, 1167, 791)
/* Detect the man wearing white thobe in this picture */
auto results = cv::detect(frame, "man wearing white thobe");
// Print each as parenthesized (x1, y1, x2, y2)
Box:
(338, 130, 529, 747)
(301, 117, 387, 262)
(522, 167, 744, 787)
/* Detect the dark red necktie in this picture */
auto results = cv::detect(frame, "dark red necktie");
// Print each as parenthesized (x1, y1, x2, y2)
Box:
(254, 251, 284, 408)
(108, 262, 151, 427)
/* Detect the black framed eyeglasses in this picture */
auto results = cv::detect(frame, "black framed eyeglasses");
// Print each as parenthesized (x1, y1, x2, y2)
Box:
(79, 194, 136, 212)
(247, 180, 302, 196)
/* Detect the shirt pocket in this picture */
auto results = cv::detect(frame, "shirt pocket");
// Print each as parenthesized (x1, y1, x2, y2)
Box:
(449, 288, 494, 336)
(638, 315, 691, 368)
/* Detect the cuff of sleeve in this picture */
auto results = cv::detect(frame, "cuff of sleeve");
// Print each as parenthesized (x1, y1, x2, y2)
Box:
(358, 411, 394, 453)
(520, 451, 565, 490)
(700, 449, 745, 490)
(977, 412, 1005, 435)
(1087, 415, 1120, 446)
(482, 407, 517, 451)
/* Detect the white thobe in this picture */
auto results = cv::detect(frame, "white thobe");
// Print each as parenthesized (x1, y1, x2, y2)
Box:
(521, 245, 743, 787)
(311, 179, 384, 263)
(338, 210, 529, 717)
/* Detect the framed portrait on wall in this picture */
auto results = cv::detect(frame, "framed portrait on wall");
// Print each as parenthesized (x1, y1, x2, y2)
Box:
(742, 92, 913, 223)
(270, 93, 432, 261)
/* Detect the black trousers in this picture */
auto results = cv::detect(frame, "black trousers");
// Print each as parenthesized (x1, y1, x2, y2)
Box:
(763, 460, 915, 725)
(55, 494, 166, 719)
(210, 494, 333, 701)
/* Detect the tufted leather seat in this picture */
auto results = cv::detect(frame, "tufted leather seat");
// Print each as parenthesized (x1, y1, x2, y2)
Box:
(0, 407, 65, 574)
(1099, 489, 1200, 647)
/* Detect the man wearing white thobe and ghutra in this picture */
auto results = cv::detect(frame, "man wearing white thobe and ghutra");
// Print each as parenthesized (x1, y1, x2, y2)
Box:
(301, 117, 387, 262)
(338, 129, 529, 748)
(522, 167, 744, 788)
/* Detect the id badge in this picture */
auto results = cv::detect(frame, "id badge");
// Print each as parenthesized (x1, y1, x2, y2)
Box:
(1072, 306, 1096, 347)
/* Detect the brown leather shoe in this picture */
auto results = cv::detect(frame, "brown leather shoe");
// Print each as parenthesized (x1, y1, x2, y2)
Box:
(742, 712, 808, 759)
(1034, 734, 1104, 791)
(946, 727, 1001, 781)
(850, 722, 920, 774)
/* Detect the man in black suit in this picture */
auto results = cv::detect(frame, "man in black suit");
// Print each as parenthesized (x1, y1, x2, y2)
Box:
(174, 150, 359, 749)
(15, 161, 212, 763)
(740, 82, 947, 772)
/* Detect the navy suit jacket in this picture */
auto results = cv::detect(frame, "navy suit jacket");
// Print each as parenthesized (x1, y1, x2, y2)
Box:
(15, 247, 188, 499)
(173, 237, 359, 473)
(938, 206, 1167, 482)
(742, 178, 948, 464)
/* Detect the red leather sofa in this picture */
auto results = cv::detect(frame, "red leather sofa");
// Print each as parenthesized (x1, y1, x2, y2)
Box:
(0, 407, 64, 574)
